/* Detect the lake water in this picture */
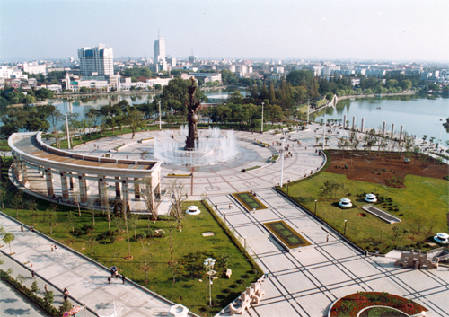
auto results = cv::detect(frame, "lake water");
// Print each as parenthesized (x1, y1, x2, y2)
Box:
(313, 95, 449, 143)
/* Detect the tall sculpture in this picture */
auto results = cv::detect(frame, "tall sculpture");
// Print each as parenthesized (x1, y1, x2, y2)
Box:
(185, 77, 200, 150)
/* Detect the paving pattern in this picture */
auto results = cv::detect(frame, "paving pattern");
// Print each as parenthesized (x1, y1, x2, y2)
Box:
(209, 189, 449, 317)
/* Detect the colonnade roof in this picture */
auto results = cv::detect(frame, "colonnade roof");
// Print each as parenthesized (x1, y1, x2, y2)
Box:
(9, 133, 160, 175)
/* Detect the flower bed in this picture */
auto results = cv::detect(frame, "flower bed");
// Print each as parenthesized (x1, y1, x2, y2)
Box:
(264, 220, 311, 249)
(329, 292, 427, 317)
(242, 165, 260, 172)
(138, 137, 154, 144)
(232, 191, 268, 211)
(166, 173, 192, 178)
(269, 154, 279, 163)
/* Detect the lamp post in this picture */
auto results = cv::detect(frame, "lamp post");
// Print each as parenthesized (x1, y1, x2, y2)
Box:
(158, 101, 162, 130)
(280, 138, 285, 188)
(438, 118, 443, 152)
(344, 219, 348, 235)
(204, 258, 216, 307)
(261, 102, 264, 133)
(286, 180, 290, 194)
(314, 199, 317, 215)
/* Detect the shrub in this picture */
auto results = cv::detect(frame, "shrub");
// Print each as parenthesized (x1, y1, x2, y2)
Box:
(109, 236, 116, 243)
(236, 279, 245, 284)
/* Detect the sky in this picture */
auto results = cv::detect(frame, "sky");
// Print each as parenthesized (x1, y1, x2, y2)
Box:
(1, 0, 448, 62)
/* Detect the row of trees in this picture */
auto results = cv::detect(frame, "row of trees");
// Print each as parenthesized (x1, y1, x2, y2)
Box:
(0, 87, 54, 106)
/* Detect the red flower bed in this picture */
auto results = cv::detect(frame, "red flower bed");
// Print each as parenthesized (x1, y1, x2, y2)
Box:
(329, 292, 427, 316)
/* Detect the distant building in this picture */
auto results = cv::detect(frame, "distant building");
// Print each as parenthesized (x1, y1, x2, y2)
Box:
(154, 38, 166, 62)
(22, 62, 48, 75)
(189, 56, 196, 64)
(78, 44, 113, 76)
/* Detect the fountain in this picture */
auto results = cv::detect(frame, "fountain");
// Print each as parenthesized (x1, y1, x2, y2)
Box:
(154, 126, 237, 165)
(153, 77, 238, 166)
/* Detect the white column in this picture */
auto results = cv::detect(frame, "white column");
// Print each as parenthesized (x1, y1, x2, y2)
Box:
(361, 118, 365, 133)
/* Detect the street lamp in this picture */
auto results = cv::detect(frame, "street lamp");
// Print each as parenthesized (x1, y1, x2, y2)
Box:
(279, 138, 285, 188)
(287, 180, 290, 194)
(438, 118, 443, 152)
(344, 219, 348, 235)
(158, 101, 162, 130)
(314, 199, 317, 215)
(204, 258, 216, 307)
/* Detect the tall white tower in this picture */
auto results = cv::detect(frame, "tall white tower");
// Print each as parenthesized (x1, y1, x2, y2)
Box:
(154, 38, 165, 62)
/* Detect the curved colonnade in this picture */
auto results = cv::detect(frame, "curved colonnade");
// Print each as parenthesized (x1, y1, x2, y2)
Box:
(8, 132, 162, 212)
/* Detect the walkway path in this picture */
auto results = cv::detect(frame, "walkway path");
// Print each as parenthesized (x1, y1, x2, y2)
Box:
(210, 189, 449, 316)
(0, 213, 185, 317)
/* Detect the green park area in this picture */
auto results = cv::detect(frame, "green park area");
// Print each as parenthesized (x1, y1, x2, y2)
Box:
(281, 172, 448, 254)
(0, 159, 262, 315)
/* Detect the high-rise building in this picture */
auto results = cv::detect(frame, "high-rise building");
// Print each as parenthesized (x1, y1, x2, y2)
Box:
(78, 44, 113, 76)
(154, 38, 165, 62)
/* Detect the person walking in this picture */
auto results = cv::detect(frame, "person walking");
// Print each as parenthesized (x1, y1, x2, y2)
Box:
(54, 244, 57, 251)
(51, 245, 54, 251)
(122, 275, 126, 284)
(108, 277, 111, 284)
(21, 225, 23, 232)
(31, 270, 35, 278)
(63, 288, 69, 301)
(44, 284, 48, 293)
(326, 234, 329, 242)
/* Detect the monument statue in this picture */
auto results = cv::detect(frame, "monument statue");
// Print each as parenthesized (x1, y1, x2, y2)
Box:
(185, 77, 200, 150)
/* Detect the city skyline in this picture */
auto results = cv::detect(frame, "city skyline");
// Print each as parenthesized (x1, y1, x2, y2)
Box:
(1, 0, 448, 62)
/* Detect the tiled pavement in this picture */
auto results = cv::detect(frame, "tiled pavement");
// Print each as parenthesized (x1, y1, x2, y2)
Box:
(210, 189, 449, 317)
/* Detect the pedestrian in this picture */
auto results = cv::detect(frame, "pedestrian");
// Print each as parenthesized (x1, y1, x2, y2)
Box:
(30, 225, 34, 232)
(45, 284, 48, 293)
(30, 263, 33, 268)
(31, 270, 35, 278)
(21, 225, 23, 232)
(51, 245, 54, 251)
(229, 203, 232, 209)
(108, 276, 111, 284)
(122, 275, 126, 284)
(326, 234, 329, 242)
(54, 244, 57, 251)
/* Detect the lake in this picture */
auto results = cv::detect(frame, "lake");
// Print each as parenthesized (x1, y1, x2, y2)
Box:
(313, 94, 449, 143)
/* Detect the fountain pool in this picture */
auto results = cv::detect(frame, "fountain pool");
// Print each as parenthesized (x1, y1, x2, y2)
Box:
(153, 126, 238, 166)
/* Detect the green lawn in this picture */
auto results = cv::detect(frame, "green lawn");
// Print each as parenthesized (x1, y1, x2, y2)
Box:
(281, 172, 448, 253)
(1, 158, 261, 315)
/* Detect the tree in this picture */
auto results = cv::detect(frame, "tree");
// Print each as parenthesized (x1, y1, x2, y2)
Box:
(129, 214, 139, 239)
(166, 179, 187, 228)
(31, 280, 40, 293)
(44, 205, 57, 234)
(3, 232, 15, 254)
(44, 290, 55, 305)
(123, 108, 145, 138)
(11, 192, 23, 218)
(319, 180, 344, 199)
(16, 274, 26, 286)
(400, 80, 412, 91)
(58, 300, 73, 315)
(67, 210, 75, 234)
(141, 178, 160, 225)
(86, 236, 97, 255)
(268, 82, 276, 104)
(139, 237, 151, 284)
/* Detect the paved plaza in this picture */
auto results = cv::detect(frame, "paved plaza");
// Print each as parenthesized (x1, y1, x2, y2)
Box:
(5, 123, 449, 316)
(210, 189, 449, 316)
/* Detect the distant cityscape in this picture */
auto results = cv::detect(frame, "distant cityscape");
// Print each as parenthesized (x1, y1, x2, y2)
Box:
(1, 37, 448, 93)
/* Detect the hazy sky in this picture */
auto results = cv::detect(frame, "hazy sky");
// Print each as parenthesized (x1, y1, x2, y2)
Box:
(1, 0, 448, 61)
